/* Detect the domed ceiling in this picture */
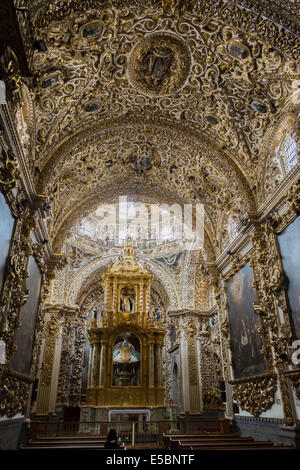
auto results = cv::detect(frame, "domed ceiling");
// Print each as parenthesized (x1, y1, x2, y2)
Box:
(15, 0, 299, 256)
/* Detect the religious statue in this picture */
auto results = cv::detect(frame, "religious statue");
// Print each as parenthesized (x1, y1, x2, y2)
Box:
(123, 295, 132, 313)
(128, 33, 190, 97)
(113, 336, 140, 364)
(143, 46, 173, 87)
(120, 294, 134, 313)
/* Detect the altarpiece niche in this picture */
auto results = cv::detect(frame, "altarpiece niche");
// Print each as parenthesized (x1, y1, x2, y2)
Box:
(112, 333, 140, 386)
(83, 243, 166, 418)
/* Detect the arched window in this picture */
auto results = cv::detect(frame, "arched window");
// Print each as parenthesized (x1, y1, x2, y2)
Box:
(285, 137, 298, 170)
(230, 219, 239, 240)
(79, 219, 93, 236)
(170, 326, 177, 345)
(278, 134, 298, 174)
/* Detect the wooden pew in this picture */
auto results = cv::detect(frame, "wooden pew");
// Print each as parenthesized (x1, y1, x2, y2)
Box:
(21, 434, 127, 450)
(163, 433, 294, 451)
(178, 439, 273, 449)
(163, 433, 239, 449)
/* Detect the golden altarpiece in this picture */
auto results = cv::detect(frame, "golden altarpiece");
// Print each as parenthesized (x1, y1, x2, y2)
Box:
(81, 243, 166, 421)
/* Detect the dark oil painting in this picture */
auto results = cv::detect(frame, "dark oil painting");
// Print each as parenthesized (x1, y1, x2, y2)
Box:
(278, 216, 300, 339)
(10, 255, 42, 375)
(226, 262, 267, 379)
(0, 192, 15, 296)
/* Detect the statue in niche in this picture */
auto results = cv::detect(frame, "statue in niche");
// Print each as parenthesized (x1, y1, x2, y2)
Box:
(155, 307, 161, 321)
(120, 288, 135, 313)
(124, 295, 132, 313)
(143, 46, 173, 87)
(92, 303, 104, 326)
(113, 336, 140, 364)
(113, 334, 140, 386)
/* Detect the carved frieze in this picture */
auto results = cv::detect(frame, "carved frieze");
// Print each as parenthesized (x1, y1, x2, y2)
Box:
(0, 369, 33, 418)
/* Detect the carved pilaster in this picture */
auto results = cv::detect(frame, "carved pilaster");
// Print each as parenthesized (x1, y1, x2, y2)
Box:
(181, 316, 201, 413)
(69, 314, 86, 405)
(35, 314, 61, 414)
(197, 317, 223, 411)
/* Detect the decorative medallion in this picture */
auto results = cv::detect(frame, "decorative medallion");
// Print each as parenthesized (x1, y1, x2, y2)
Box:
(251, 100, 267, 114)
(226, 40, 249, 60)
(128, 33, 191, 96)
(42, 75, 58, 89)
(84, 101, 101, 113)
(204, 114, 219, 125)
(123, 143, 161, 177)
(81, 21, 103, 39)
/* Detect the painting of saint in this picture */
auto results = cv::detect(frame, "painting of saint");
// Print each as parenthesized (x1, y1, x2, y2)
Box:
(226, 263, 267, 379)
(278, 216, 300, 339)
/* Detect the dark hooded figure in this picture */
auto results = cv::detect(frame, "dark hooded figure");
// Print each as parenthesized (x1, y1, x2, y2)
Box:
(105, 429, 120, 449)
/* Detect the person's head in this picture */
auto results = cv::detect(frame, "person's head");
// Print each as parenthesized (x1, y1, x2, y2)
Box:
(107, 429, 118, 441)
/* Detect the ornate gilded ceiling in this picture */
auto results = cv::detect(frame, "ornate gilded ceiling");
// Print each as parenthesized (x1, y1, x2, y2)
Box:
(14, 0, 300, 258)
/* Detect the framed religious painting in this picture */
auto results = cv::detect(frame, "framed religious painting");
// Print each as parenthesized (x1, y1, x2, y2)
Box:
(0, 191, 15, 300)
(277, 216, 300, 340)
(10, 255, 42, 376)
(226, 262, 267, 380)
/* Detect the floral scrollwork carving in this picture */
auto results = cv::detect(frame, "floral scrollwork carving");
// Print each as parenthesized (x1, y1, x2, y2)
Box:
(0, 46, 23, 94)
(269, 178, 300, 233)
(250, 225, 291, 369)
(282, 370, 300, 403)
(0, 145, 21, 194)
(69, 313, 86, 405)
(40, 317, 61, 387)
(202, 388, 223, 409)
(230, 374, 277, 416)
(0, 211, 35, 359)
(286, 179, 300, 216)
(221, 317, 230, 342)
(0, 369, 33, 418)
